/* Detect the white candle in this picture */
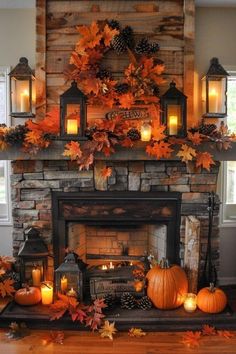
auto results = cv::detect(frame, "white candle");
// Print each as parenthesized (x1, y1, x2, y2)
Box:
(41, 282, 53, 305)
(109, 262, 114, 269)
(141, 123, 152, 142)
(209, 88, 218, 112)
(67, 287, 77, 297)
(183, 293, 197, 313)
(20, 90, 30, 112)
(60, 275, 68, 293)
(67, 119, 78, 134)
(169, 115, 178, 135)
(102, 265, 108, 270)
(32, 267, 41, 287)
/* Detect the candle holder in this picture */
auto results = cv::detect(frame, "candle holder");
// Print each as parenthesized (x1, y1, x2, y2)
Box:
(183, 293, 197, 313)
(9, 57, 35, 118)
(160, 81, 187, 137)
(140, 121, 152, 142)
(41, 281, 54, 305)
(201, 58, 229, 118)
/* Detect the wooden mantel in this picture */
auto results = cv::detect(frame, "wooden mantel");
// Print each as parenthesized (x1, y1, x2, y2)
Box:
(0, 142, 235, 161)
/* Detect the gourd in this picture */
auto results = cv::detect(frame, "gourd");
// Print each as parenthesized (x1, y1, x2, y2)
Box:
(14, 286, 41, 306)
(146, 259, 188, 310)
(197, 283, 227, 313)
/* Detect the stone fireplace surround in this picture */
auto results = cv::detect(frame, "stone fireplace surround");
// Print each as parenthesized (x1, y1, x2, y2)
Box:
(11, 157, 220, 292)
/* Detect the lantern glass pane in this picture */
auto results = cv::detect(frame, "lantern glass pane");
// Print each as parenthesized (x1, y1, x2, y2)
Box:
(11, 78, 30, 113)
(24, 260, 44, 284)
(32, 79, 36, 115)
(167, 104, 182, 135)
(65, 103, 80, 134)
(208, 78, 226, 114)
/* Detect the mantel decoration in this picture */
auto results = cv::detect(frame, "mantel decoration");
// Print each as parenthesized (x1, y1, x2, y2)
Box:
(0, 20, 235, 171)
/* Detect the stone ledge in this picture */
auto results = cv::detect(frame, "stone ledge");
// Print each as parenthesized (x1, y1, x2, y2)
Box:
(0, 141, 235, 161)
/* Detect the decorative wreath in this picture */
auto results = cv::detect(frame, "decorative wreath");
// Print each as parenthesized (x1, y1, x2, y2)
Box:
(0, 20, 235, 174)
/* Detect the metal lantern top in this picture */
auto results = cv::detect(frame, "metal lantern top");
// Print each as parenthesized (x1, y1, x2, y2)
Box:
(18, 227, 49, 258)
(9, 57, 35, 79)
(55, 252, 85, 273)
(60, 80, 86, 100)
(206, 57, 229, 78)
(161, 81, 187, 100)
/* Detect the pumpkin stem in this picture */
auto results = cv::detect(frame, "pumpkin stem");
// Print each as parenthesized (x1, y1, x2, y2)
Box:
(160, 258, 169, 269)
(209, 283, 215, 292)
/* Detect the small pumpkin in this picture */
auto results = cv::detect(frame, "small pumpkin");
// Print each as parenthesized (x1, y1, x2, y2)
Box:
(197, 283, 227, 314)
(146, 258, 188, 310)
(14, 286, 41, 306)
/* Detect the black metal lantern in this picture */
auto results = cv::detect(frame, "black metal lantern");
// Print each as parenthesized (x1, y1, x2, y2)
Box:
(18, 227, 49, 286)
(160, 81, 187, 137)
(9, 57, 35, 118)
(55, 252, 84, 301)
(202, 58, 229, 118)
(60, 80, 87, 140)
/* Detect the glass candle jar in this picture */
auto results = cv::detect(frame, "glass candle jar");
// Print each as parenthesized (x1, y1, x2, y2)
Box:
(183, 293, 197, 313)
(41, 281, 53, 305)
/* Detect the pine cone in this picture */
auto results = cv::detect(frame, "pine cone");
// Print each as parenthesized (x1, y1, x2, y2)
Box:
(108, 19, 120, 30)
(96, 69, 112, 80)
(4, 125, 28, 146)
(112, 34, 127, 54)
(121, 26, 135, 49)
(199, 124, 217, 136)
(115, 83, 130, 94)
(135, 38, 150, 55)
(149, 42, 160, 54)
(103, 293, 115, 309)
(120, 292, 136, 309)
(137, 296, 152, 310)
(127, 128, 141, 141)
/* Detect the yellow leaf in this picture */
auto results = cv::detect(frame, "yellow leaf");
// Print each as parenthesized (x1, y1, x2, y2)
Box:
(177, 144, 196, 163)
(128, 328, 147, 337)
(99, 321, 117, 340)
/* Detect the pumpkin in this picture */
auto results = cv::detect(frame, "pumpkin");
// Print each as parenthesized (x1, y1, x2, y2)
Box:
(146, 259, 188, 310)
(14, 286, 41, 306)
(197, 283, 227, 313)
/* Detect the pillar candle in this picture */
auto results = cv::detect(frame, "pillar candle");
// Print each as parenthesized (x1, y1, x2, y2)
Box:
(209, 88, 218, 112)
(32, 267, 41, 287)
(169, 116, 178, 135)
(41, 282, 53, 305)
(67, 119, 78, 134)
(60, 275, 68, 293)
(20, 90, 30, 112)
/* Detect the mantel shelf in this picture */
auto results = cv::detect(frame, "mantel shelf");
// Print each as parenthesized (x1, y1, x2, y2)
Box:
(0, 141, 235, 161)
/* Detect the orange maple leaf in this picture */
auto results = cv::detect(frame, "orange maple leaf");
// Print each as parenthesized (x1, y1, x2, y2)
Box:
(24, 130, 43, 145)
(141, 57, 154, 78)
(70, 52, 89, 71)
(63, 141, 82, 160)
(146, 141, 173, 159)
(176, 144, 196, 163)
(196, 151, 215, 171)
(152, 124, 166, 141)
(103, 24, 119, 46)
(202, 324, 216, 336)
(0, 256, 15, 271)
(188, 131, 202, 145)
(119, 93, 135, 109)
(42, 331, 65, 345)
(100, 167, 112, 179)
(76, 21, 102, 51)
(0, 278, 15, 298)
(83, 78, 101, 96)
(121, 137, 134, 148)
(86, 49, 103, 65)
(181, 331, 201, 348)
(102, 146, 115, 157)
(217, 330, 234, 339)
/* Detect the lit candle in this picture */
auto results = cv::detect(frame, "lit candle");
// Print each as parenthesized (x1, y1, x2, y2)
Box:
(209, 88, 218, 112)
(183, 293, 197, 313)
(102, 265, 108, 270)
(41, 282, 53, 305)
(32, 266, 41, 287)
(67, 287, 77, 297)
(109, 262, 114, 269)
(141, 122, 152, 142)
(169, 115, 178, 135)
(60, 275, 68, 293)
(20, 90, 30, 112)
(67, 119, 78, 134)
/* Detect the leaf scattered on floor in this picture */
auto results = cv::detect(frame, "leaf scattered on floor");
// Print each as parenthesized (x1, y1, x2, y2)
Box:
(99, 320, 117, 340)
(202, 324, 216, 336)
(217, 330, 234, 339)
(128, 328, 147, 337)
(5, 322, 29, 340)
(42, 331, 65, 345)
(181, 331, 201, 348)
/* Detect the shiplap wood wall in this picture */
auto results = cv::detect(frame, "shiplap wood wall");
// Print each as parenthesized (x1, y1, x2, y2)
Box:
(36, 0, 195, 125)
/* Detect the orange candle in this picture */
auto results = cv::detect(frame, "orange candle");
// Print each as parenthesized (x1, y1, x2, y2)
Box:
(67, 119, 78, 134)
(60, 275, 68, 293)
(41, 282, 53, 305)
(20, 90, 30, 112)
(32, 267, 41, 287)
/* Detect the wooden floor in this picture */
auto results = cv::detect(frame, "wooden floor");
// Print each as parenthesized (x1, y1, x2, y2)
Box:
(1, 330, 236, 354)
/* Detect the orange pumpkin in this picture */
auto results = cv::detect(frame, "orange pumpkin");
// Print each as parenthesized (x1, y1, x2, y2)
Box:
(14, 286, 41, 306)
(197, 283, 227, 314)
(146, 259, 188, 309)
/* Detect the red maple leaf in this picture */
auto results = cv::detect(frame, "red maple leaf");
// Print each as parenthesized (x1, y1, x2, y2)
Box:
(121, 137, 134, 148)
(146, 141, 173, 159)
(102, 24, 119, 46)
(188, 131, 202, 145)
(119, 93, 135, 109)
(202, 324, 216, 336)
(100, 167, 112, 179)
(181, 331, 201, 348)
(0, 279, 15, 298)
(196, 151, 215, 171)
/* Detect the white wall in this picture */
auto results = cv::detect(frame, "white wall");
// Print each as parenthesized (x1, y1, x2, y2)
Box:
(0, 8, 36, 255)
(195, 7, 236, 284)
